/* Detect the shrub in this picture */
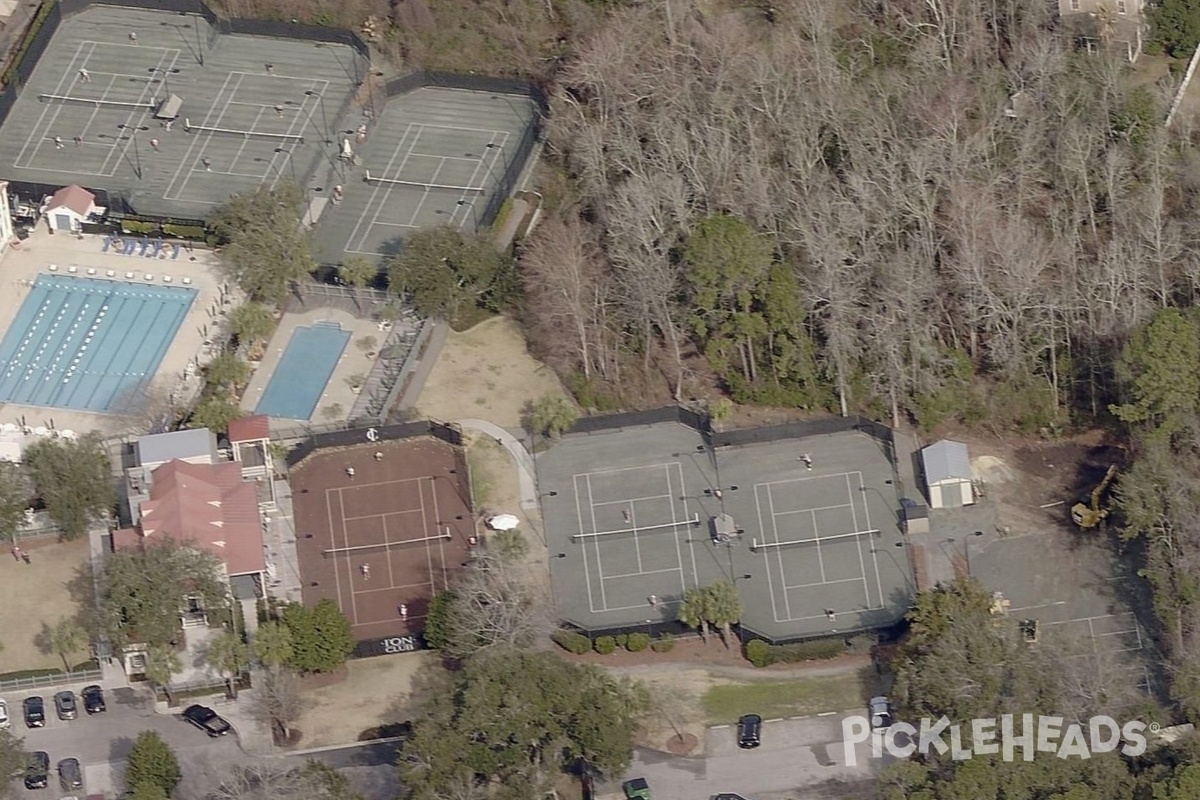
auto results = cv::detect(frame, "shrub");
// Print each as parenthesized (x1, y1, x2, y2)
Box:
(594, 636, 617, 655)
(626, 632, 651, 652)
(614, 633, 628, 649)
(551, 630, 591, 655)
(745, 639, 771, 668)
(770, 639, 844, 663)
(650, 633, 675, 653)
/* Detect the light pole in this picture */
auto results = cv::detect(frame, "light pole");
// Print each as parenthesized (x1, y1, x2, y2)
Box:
(117, 124, 149, 179)
(273, 147, 299, 187)
(304, 90, 332, 144)
(148, 67, 180, 100)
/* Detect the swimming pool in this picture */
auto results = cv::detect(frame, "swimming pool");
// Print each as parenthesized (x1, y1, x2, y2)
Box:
(0, 274, 196, 412)
(255, 322, 351, 420)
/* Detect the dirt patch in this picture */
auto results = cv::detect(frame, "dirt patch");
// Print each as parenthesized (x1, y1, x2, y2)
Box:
(292, 652, 433, 748)
(413, 316, 569, 428)
(0, 537, 90, 673)
(468, 435, 548, 568)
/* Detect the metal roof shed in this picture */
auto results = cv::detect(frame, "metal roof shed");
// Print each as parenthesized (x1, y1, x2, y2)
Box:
(921, 440, 975, 509)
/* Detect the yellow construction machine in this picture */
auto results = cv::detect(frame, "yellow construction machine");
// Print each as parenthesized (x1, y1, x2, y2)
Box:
(1071, 465, 1118, 529)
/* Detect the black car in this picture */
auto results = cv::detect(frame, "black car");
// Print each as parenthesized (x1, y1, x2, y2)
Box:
(57, 758, 82, 791)
(736, 714, 762, 749)
(713, 795, 750, 800)
(22, 697, 44, 728)
(81, 685, 106, 714)
(54, 691, 78, 721)
(24, 751, 49, 789)
(182, 704, 232, 737)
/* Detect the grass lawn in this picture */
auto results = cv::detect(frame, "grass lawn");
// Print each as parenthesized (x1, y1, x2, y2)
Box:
(702, 674, 865, 724)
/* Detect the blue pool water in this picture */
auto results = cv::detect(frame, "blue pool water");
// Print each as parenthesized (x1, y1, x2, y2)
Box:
(0, 274, 196, 412)
(255, 322, 350, 420)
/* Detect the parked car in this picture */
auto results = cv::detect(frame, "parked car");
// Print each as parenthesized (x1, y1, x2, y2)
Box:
(182, 704, 231, 737)
(713, 795, 750, 800)
(622, 778, 651, 800)
(24, 751, 49, 789)
(869, 696, 894, 733)
(57, 758, 82, 791)
(54, 691, 78, 721)
(736, 714, 762, 749)
(22, 697, 44, 728)
(81, 685, 106, 715)
(0, 698, 9, 729)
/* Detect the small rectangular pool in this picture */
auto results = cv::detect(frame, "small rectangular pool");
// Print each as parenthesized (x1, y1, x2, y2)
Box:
(254, 322, 350, 420)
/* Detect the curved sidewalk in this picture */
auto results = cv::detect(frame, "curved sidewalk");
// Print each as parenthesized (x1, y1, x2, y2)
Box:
(456, 418, 538, 510)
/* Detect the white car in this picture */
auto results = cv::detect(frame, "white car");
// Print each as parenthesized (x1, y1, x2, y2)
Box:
(0, 698, 9, 729)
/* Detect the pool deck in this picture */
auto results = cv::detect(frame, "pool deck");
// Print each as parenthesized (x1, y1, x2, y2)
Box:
(240, 307, 384, 425)
(0, 229, 231, 435)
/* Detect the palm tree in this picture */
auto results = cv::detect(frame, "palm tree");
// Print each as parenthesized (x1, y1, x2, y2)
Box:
(339, 255, 377, 313)
(252, 620, 294, 668)
(704, 581, 742, 649)
(47, 618, 87, 672)
(206, 630, 249, 699)
(677, 587, 713, 643)
(143, 645, 181, 687)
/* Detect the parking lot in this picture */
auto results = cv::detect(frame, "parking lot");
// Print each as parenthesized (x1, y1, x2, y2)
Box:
(3, 683, 241, 797)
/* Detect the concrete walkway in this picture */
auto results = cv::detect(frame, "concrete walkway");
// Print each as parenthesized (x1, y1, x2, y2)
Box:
(456, 418, 538, 510)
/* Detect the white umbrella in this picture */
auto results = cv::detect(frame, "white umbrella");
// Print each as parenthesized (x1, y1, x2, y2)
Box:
(487, 513, 520, 531)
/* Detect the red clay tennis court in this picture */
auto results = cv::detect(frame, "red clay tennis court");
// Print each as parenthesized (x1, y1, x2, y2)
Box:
(289, 435, 473, 644)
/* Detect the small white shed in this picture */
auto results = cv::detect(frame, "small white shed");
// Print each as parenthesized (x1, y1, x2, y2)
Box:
(922, 440, 975, 509)
(40, 184, 104, 233)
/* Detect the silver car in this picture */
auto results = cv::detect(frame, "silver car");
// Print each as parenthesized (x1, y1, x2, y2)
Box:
(54, 690, 78, 721)
(869, 696, 893, 734)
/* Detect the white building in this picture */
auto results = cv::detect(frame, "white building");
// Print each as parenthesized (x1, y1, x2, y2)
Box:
(921, 440, 975, 509)
(40, 184, 105, 234)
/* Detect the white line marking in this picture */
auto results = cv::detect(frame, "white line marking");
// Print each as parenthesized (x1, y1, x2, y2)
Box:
(755, 484, 782, 624)
(847, 473, 871, 607)
(586, 472, 608, 611)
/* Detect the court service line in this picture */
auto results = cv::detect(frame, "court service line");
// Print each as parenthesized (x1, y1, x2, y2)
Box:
(574, 473, 599, 615)
(585, 473, 609, 611)
(605, 566, 681, 580)
(810, 509, 827, 583)
(784, 576, 864, 591)
(754, 485, 782, 624)
(757, 472, 858, 489)
(860, 472, 885, 606)
(450, 131, 508, 228)
(773, 502, 854, 517)
(324, 488, 346, 622)
(629, 502, 644, 575)
(164, 70, 240, 199)
(766, 485, 793, 621)
(344, 122, 419, 253)
(336, 489, 359, 624)
(419, 476, 436, 590)
(343, 508, 422, 522)
(365, 126, 426, 243)
(592, 491, 675, 506)
(430, 476, 451, 589)
(846, 473, 872, 608)
(380, 514, 396, 587)
(660, 462, 684, 595)
(671, 461, 701, 591)
(99, 48, 180, 176)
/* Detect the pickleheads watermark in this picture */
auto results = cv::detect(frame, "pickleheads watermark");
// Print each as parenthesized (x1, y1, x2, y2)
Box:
(841, 714, 1156, 766)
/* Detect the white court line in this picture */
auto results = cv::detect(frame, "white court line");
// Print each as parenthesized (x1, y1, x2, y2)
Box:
(325, 487, 347, 622)
(605, 567, 681, 580)
(811, 508, 827, 583)
(755, 484, 782, 624)
(381, 514, 395, 586)
(449, 132, 508, 228)
(783, 576, 865, 591)
(662, 462, 683, 595)
(336, 489, 359, 623)
(585, 473, 608, 611)
(766, 485, 793, 621)
(344, 508, 421, 521)
(592, 492, 675, 506)
(420, 475, 436, 589)
(757, 472, 861, 489)
(574, 472, 599, 615)
(164, 71, 240, 199)
(847, 473, 871, 607)
(629, 501, 643, 574)
(772, 502, 854, 517)
(408, 152, 483, 162)
(429, 476, 450, 589)
(672, 461, 700, 592)
(15, 40, 92, 167)
(602, 599, 683, 613)
(860, 472, 885, 607)
(345, 123, 420, 253)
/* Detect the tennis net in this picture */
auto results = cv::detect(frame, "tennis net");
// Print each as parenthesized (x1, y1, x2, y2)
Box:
(184, 118, 304, 144)
(363, 170, 485, 193)
(323, 529, 452, 556)
(39, 94, 153, 110)
(570, 514, 700, 542)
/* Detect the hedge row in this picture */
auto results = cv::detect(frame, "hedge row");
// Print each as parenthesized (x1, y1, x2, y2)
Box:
(551, 630, 676, 655)
(744, 638, 844, 667)
(118, 220, 207, 240)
